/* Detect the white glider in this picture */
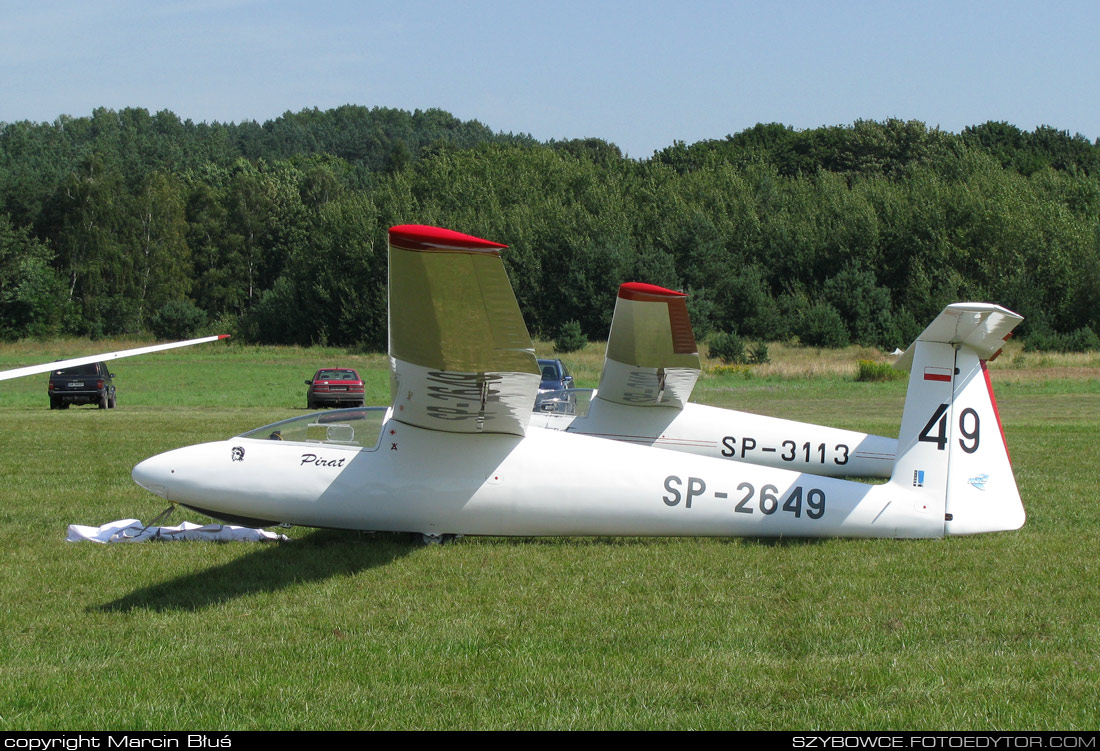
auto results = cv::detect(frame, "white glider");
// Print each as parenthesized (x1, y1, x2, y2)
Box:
(530, 283, 899, 477)
(132, 225, 1025, 540)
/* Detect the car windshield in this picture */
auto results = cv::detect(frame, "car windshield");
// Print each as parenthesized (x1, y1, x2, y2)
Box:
(538, 360, 563, 378)
(238, 407, 387, 449)
(53, 363, 99, 376)
(316, 370, 358, 380)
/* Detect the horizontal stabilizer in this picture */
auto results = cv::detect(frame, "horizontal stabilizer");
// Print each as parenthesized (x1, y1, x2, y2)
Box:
(597, 283, 700, 408)
(895, 303, 1022, 371)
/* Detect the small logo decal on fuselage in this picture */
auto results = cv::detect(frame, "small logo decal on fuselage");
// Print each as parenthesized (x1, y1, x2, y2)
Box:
(968, 473, 989, 490)
(231, 446, 245, 462)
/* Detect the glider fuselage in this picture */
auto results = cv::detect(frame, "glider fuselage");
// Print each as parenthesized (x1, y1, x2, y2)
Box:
(532, 397, 897, 478)
(133, 411, 942, 539)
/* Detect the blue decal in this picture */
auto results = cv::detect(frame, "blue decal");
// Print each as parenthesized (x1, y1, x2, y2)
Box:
(968, 473, 989, 491)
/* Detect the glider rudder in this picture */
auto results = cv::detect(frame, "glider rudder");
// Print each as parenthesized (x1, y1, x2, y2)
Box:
(889, 304, 1025, 535)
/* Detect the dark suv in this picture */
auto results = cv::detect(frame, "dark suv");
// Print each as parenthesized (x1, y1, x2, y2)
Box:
(537, 359, 574, 392)
(48, 362, 116, 409)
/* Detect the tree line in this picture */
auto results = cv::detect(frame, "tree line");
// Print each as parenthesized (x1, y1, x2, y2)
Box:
(2, 106, 1098, 351)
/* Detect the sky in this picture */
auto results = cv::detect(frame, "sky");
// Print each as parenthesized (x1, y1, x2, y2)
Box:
(1, 0, 1097, 158)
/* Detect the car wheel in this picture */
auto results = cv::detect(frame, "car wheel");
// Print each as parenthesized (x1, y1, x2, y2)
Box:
(49, 397, 59, 410)
(108, 392, 116, 409)
(307, 400, 316, 410)
(60, 401, 69, 409)
(98, 392, 108, 409)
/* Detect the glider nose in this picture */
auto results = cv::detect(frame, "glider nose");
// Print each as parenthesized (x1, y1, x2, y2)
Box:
(132, 453, 172, 499)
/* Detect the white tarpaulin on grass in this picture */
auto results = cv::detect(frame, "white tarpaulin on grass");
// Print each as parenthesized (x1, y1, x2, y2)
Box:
(67, 518, 289, 543)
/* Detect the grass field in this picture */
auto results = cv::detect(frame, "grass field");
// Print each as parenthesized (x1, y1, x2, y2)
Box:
(0, 338, 1097, 730)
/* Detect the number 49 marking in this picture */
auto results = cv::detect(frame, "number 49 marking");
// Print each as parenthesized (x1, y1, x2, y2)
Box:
(918, 403, 980, 453)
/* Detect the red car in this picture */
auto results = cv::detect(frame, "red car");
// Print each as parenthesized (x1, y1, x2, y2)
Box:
(305, 368, 365, 409)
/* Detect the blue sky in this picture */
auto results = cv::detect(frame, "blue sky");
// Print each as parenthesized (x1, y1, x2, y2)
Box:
(2, 0, 1096, 157)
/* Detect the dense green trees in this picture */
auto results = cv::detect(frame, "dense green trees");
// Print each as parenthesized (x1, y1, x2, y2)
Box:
(0, 215, 72, 339)
(1, 106, 1097, 349)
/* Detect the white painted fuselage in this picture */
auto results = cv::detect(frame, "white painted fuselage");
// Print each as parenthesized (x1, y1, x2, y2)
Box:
(132, 415, 940, 539)
(529, 397, 898, 478)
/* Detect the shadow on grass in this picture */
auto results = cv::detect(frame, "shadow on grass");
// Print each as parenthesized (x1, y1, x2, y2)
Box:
(98, 532, 831, 613)
(96, 530, 416, 612)
(459, 535, 828, 548)
(725, 536, 829, 547)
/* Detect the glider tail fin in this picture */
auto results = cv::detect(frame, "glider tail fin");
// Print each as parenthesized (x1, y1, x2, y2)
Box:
(890, 304, 1025, 535)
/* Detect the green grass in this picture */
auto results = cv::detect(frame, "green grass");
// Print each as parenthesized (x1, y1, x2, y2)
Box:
(1, 339, 1098, 729)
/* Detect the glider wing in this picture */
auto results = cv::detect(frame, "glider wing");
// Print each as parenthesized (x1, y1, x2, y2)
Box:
(0, 335, 230, 382)
(594, 282, 700, 409)
(387, 224, 540, 436)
